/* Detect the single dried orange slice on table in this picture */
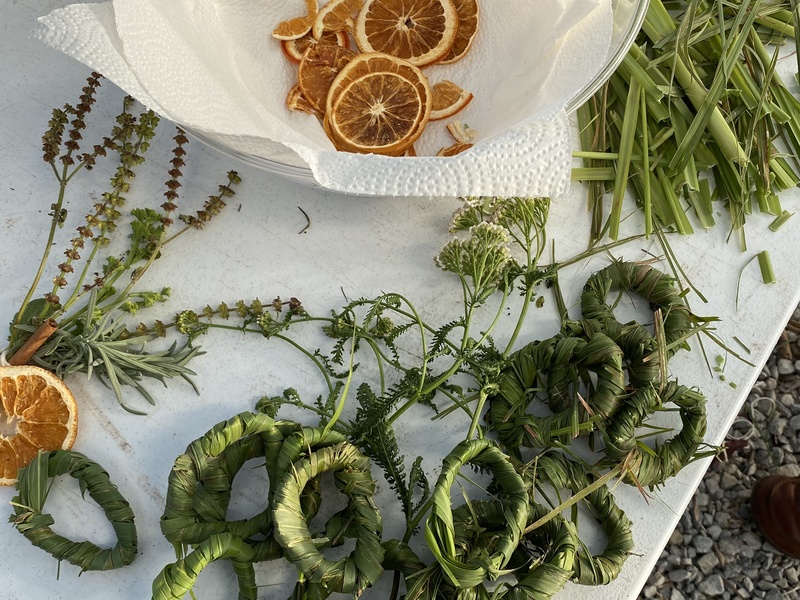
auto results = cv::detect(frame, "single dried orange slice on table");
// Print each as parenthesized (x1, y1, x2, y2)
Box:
(0, 365, 78, 485)
(354, 0, 458, 67)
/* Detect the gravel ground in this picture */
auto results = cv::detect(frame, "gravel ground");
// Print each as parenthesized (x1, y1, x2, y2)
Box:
(641, 306, 800, 599)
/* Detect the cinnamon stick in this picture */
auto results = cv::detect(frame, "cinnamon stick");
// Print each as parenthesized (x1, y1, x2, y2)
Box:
(8, 318, 58, 366)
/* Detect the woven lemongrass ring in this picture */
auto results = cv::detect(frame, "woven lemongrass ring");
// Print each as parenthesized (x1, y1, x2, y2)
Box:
(560, 317, 661, 389)
(449, 499, 577, 600)
(609, 380, 707, 489)
(10, 449, 137, 571)
(535, 454, 633, 586)
(488, 333, 625, 452)
(151, 532, 256, 600)
(161, 412, 282, 546)
(544, 332, 626, 418)
(272, 440, 385, 596)
(425, 438, 528, 590)
(580, 261, 695, 360)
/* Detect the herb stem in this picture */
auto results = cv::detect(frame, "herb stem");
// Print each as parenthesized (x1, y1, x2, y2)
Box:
(10, 164, 70, 346)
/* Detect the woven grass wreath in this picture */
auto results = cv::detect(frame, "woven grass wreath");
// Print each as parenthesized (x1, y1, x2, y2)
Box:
(160, 411, 283, 546)
(580, 261, 696, 359)
(10, 449, 137, 572)
(560, 317, 661, 389)
(151, 532, 257, 600)
(272, 440, 385, 596)
(445, 499, 578, 600)
(488, 332, 626, 451)
(605, 380, 707, 489)
(534, 454, 634, 586)
(425, 438, 529, 590)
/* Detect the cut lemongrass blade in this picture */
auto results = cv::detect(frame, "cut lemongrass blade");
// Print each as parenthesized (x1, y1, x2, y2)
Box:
(571, 167, 616, 181)
(793, 0, 800, 86)
(768, 210, 794, 232)
(755, 15, 794, 37)
(641, 90, 652, 237)
(658, 167, 694, 235)
(618, 52, 666, 103)
(609, 79, 642, 240)
(687, 179, 716, 229)
(757, 250, 776, 284)
(572, 151, 620, 160)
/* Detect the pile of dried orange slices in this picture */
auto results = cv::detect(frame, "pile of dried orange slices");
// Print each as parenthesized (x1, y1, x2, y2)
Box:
(273, 0, 480, 157)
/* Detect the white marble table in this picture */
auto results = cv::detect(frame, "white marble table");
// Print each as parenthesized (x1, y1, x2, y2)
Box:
(2, 2, 799, 599)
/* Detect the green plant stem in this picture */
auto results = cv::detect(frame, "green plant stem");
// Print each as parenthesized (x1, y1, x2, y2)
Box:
(10, 162, 70, 346)
(504, 238, 538, 356)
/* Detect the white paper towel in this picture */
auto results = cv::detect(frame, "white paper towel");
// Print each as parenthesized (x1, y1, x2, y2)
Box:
(37, 0, 613, 197)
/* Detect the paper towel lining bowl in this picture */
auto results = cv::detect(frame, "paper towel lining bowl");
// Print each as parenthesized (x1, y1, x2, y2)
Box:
(185, 0, 647, 189)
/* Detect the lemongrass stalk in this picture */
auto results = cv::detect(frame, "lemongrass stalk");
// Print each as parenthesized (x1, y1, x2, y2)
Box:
(757, 250, 776, 284)
(769, 210, 794, 231)
(610, 79, 643, 240)
(641, 89, 653, 237)
(693, 178, 716, 228)
(572, 151, 620, 160)
(645, 0, 750, 169)
(755, 15, 794, 37)
(657, 167, 694, 234)
(571, 167, 616, 181)
(669, 0, 762, 173)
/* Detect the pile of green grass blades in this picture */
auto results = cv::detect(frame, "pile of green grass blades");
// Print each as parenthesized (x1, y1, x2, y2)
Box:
(576, 0, 800, 248)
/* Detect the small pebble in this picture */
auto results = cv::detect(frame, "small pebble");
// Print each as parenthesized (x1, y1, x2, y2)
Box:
(671, 589, 686, 600)
(720, 472, 739, 490)
(696, 552, 720, 574)
(669, 528, 684, 546)
(777, 358, 794, 375)
(774, 463, 800, 478)
(697, 574, 726, 596)
(693, 535, 714, 554)
(669, 569, 692, 583)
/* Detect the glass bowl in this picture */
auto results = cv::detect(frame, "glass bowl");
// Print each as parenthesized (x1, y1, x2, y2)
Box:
(188, 0, 648, 188)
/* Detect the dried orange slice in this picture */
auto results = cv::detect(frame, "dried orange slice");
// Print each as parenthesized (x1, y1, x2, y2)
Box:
(430, 80, 473, 121)
(437, 141, 473, 156)
(354, 0, 458, 67)
(286, 84, 323, 117)
(325, 52, 430, 114)
(439, 0, 479, 64)
(313, 0, 363, 39)
(306, 0, 321, 18)
(325, 52, 431, 153)
(0, 365, 78, 486)
(273, 15, 315, 41)
(298, 44, 358, 113)
(326, 69, 428, 154)
(447, 120, 476, 143)
(281, 29, 350, 64)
